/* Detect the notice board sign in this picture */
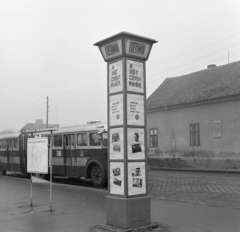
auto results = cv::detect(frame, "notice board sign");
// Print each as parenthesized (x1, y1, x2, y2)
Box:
(128, 162, 146, 196)
(109, 60, 123, 94)
(109, 94, 123, 126)
(110, 128, 124, 160)
(110, 162, 124, 195)
(127, 94, 144, 126)
(27, 137, 48, 174)
(127, 60, 144, 93)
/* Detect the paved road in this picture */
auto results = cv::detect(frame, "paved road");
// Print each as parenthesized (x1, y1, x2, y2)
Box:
(148, 170, 240, 209)
(6, 170, 240, 209)
(2, 170, 240, 232)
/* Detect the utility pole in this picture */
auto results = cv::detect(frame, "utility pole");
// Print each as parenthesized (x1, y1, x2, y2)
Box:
(46, 96, 49, 128)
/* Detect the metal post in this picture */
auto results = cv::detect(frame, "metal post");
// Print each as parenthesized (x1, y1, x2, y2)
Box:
(49, 135, 52, 212)
(30, 173, 33, 207)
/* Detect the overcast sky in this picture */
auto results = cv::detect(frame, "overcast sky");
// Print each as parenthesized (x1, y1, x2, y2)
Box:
(0, 0, 240, 132)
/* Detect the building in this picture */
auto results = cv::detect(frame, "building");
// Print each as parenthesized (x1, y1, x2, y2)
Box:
(20, 119, 59, 132)
(146, 61, 240, 170)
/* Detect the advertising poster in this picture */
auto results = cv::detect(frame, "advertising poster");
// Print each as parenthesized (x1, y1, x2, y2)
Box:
(127, 94, 144, 126)
(109, 60, 123, 94)
(110, 128, 124, 159)
(128, 162, 146, 196)
(109, 94, 123, 126)
(127, 60, 144, 93)
(110, 162, 124, 195)
(127, 128, 145, 160)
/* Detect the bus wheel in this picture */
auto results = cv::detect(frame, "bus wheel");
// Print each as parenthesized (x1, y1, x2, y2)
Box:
(90, 165, 106, 188)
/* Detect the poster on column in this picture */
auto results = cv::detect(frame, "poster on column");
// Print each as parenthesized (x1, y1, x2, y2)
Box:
(127, 128, 145, 160)
(127, 60, 144, 93)
(110, 162, 124, 195)
(127, 94, 144, 126)
(110, 128, 124, 159)
(109, 94, 123, 126)
(128, 162, 146, 196)
(109, 60, 123, 94)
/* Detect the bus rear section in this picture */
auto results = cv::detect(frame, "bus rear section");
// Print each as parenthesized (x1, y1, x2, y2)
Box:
(0, 133, 25, 175)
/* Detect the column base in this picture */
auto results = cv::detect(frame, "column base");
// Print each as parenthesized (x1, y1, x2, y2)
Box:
(106, 195, 151, 229)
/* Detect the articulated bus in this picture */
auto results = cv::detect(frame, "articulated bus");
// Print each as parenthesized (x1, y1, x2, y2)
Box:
(0, 122, 108, 187)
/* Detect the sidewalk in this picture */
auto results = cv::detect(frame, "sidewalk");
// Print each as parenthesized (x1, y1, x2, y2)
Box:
(1, 174, 240, 232)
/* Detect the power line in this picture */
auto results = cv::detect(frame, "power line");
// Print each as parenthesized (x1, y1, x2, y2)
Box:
(148, 33, 240, 68)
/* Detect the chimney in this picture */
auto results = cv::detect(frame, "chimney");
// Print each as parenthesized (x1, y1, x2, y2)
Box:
(207, 64, 216, 69)
(35, 119, 44, 130)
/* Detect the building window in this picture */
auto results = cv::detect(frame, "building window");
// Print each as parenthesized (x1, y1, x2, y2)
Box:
(150, 128, 158, 147)
(190, 123, 200, 146)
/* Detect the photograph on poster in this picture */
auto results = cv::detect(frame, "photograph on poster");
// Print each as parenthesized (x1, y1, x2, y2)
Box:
(128, 162, 146, 196)
(110, 162, 124, 195)
(110, 128, 124, 159)
(109, 94, 123, 126)
(133, 178, 142, 188)
(127, 128, 145, 160)
(109, 60, 123, 94)
(127, 60, 144, 93)
(127, 94, 144, 126)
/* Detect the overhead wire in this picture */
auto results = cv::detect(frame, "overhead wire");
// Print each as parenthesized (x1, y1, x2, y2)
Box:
(1, 33, 240, 129)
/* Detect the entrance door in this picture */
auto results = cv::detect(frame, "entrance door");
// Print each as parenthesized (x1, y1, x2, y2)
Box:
(7, 140, 14, 171)
(63, 134, 76, 177)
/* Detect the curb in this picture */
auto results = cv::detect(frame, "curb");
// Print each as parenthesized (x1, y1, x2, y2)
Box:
(149, 167, 240, 174)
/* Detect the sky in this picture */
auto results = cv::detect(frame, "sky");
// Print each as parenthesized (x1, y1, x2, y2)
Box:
(0, 0, 240, 132)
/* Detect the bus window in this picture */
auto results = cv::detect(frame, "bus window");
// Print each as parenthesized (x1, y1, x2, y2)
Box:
(64, 135, 75, 147)
(0, 140, 2, 149)
(13, 139, 19, 149)
(89, 132, 101, 146)
(54, 135, 63, 147)
(8, 140, 12, 149)
(77, 133, 87, 146)
(3, 140, 6, 149)
(71, 135, 75, 147)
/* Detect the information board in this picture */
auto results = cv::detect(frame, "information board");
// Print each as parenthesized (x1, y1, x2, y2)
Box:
(27, 137, 48, 174)
(127, 60, 144, 93)
(128, 162, 146, 196)
(110, 162, 124, 195)
(127, 128, 145, 160)
(110, 128, 124, 160)
(109, 94, 123, 126)
(127, 94, 144, 126)
(109, 60, 123, 94)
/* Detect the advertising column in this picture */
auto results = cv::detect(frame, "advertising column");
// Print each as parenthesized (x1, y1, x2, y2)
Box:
(94, 32, 157, 230)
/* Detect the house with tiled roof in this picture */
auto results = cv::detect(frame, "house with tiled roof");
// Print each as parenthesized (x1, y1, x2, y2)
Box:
(20, 119, 59, 132)
(146, 61, 240, 170)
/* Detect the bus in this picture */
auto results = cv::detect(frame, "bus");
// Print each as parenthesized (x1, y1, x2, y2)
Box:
(0, 122, 108, 187)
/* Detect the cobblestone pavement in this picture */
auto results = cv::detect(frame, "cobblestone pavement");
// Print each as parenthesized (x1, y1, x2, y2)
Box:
(148, 170, 240, 209)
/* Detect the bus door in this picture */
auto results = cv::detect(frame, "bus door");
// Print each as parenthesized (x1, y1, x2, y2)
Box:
(7, 140, 14, 171)
(63, 134, 75, 177)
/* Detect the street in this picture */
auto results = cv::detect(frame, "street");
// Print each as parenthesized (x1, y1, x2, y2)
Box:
(148, 170, 240, 209)
(0, 170, 240, 232)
